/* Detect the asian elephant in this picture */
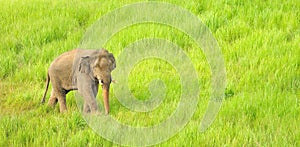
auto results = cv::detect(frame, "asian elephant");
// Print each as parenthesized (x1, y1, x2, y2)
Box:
(41, 49, 116, 114)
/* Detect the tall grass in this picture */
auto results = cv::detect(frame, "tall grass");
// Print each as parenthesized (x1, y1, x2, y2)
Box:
(0, 0, 299, 146)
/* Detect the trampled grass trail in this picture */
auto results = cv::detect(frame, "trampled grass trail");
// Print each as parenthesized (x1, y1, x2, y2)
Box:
(0, 0, 299, 146)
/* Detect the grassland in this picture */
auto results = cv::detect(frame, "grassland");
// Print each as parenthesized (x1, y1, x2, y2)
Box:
(0, 0, 299, 146)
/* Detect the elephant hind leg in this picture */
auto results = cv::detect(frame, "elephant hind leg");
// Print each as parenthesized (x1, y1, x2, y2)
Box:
(57, 93, 67, 113)
(49, 88, 67, 113)
(48, 89, 58, 107)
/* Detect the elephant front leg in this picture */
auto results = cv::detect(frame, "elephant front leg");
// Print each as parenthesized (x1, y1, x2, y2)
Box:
(89, 99, 99, 113)
(83, 102, 91, 113)
(78, 86, 99, 114)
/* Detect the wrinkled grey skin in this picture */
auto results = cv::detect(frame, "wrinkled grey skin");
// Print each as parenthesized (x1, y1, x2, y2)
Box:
(41, 49, 116, 114)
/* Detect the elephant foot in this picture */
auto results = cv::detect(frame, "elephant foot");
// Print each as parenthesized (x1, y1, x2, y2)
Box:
(59, 107, 67, 113)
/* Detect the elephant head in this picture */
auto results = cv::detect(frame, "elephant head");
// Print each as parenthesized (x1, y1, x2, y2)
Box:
(77, 49, 116, 114)
(92, 49, 116, 114)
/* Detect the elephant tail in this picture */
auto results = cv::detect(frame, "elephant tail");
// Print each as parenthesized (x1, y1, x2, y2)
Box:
(41, 72, 50, 104)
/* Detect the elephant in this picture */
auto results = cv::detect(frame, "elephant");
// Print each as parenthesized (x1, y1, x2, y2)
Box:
(41, 49, 116, 114)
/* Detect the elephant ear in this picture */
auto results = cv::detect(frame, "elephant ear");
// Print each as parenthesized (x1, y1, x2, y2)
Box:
(78, 56, 91, 73)
(108, 53, 116, 70)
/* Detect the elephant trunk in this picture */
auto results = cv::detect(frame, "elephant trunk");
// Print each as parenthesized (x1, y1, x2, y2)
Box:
(102, 84, 110, 115)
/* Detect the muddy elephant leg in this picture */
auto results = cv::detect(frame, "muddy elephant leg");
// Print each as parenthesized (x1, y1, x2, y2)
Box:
(48, 89, 58, 107)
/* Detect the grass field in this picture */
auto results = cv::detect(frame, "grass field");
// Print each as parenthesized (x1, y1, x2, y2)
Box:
(0, 0, 299, 146)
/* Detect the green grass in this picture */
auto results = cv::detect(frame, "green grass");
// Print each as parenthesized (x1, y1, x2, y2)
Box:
(0, 0, 299, 146)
